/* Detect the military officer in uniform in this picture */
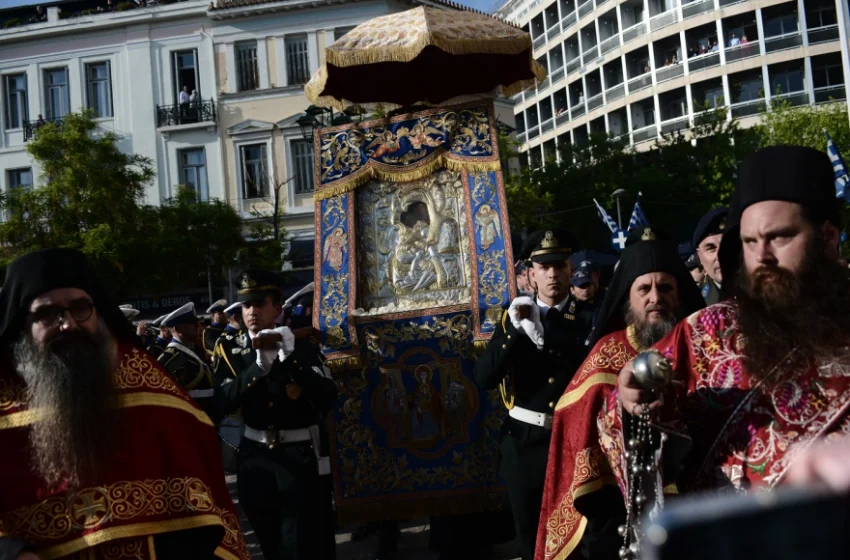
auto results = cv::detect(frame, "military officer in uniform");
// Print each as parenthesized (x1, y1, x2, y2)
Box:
(213, 268, 338, 560)
(223, 301, 243, 336)
(157, 302, 217, 421)
(204, 299, 228, 356)
(119, 304, 139, 322)
(146, 313, 171, 358)
(693, 206, 728, 304)
(569, 259, 605, 345)
(474, 228, 591, 560)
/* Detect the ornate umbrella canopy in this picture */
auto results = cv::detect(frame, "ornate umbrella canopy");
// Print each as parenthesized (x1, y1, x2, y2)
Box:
(305, 6, 546, 111)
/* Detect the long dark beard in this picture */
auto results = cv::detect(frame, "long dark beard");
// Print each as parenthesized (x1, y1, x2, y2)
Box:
(623, 301, 682, 349)
(733, 236, 850, 382)
(14, 320, 118, 490)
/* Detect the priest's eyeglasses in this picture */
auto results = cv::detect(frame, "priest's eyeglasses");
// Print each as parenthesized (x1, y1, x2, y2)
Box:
(29, 301, 95, 328)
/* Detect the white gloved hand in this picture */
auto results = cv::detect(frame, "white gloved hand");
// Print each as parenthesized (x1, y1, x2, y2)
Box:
(508, 296, 544, 349)
(273, 326, 296, 363)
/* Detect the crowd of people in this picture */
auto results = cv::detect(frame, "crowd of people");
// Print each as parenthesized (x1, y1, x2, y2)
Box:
(1, 145, 849, 560)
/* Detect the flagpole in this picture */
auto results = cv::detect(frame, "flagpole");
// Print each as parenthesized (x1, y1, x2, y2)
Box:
(613, 189, 626, 230)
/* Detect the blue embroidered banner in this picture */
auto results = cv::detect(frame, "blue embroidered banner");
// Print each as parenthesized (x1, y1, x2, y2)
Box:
(312, 101, 515, 520)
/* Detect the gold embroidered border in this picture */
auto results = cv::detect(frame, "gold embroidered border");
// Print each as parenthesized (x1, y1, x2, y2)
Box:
(553, 517, 587, 560)
(148, 536, 156, 560)
(625, 324, 645, 353)
(0, 393, 211, 431)
(314, 155, 501, 201)
(572, 476, 617, 502)
(555, 373, 618, 411)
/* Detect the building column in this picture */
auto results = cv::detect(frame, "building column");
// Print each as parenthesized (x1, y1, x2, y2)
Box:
(804, 55, 815, 103)
(835, 0, 850, 128)
(680, 29, 689, 73)
(648, 41, 658, 85)
(716, 19, 727, 65)
(225, 42, 237, 94)
(307, 31, 320, 75)
(256, 39, 270, 90)
(622, 53, 630, 94)
(762, 64, 772, 106)
(685, 83, 695, 125)
(722, 73, 732, 121)
(798, 0, 809, 47)
(616, 3, 625, 48)
(755, 8, 767, 57)
(276, 37, 289, 88)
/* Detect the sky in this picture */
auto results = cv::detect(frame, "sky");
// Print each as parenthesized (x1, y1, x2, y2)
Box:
(1, 0, 502, 13)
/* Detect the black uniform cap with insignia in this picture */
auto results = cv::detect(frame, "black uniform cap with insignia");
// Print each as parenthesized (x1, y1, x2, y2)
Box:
(692, 207, 729, 249)
(719, 146, 839, 283)
(685, 253, 702, 270)
(520, 228, 576, 265)
(236, 268, 283, 303)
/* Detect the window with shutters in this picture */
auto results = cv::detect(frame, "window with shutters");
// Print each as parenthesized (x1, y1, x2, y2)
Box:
(7, 168, 33, 190)
(44, 67, 70, 120)
(3, 74, 27, 129)
(240, 144, 268, 199)
(291, 140, 314, 194)
(236, 42, 259, 92)
(179, 148, 209, 201)
(285, 36, 310, 86)
(86, 62, 113, 118)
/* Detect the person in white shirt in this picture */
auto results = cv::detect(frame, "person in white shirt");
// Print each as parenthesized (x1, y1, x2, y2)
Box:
(178, 86, 190, 105)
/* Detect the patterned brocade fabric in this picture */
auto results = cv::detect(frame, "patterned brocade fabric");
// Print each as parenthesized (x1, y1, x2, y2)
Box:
(536, 328, 640, 560)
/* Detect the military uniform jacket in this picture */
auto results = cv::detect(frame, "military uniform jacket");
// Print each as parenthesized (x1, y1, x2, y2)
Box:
(158, 340, 216, 420)
(146, 337, 169, 360)
(203, 325, 225, 356)
(474, 295, 590, 445)
(700, 278, 724, 305)
(212, 331, 338, 435)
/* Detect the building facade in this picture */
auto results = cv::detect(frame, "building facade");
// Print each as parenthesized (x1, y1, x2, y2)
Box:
(497, 0, 850, 166)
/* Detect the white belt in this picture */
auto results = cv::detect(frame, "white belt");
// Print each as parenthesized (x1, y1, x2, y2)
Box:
(243, 425, 313, 445)
(509, 406, 554, 430)
(189, 388, 214, 399)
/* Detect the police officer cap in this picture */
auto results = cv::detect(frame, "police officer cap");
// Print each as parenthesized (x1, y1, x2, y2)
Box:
(206, 299, 227, 314)
(685, 253, 702, 270)
(224, 301, 242, 316)
(236, 268, 283, 303)
(692, 207, 729, 249)
(520, 228, 575, 264)
(162, 302, 197, 328)
(570, 261, 594, 287)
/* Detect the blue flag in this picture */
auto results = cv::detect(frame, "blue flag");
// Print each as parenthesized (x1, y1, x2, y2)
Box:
(627, 192, 649, 231)
(593, 198, 618, 233)
(825, 129, 849, 201)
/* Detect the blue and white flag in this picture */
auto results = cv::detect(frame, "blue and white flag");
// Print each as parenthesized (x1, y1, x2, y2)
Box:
(627, 192, 649, 231)
(825, 129, 849, 200)
(593, 198, 618, 233)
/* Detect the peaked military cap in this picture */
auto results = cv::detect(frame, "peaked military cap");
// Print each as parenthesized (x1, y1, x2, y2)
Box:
(206, 299, 227, 314)
(162, 302, 197, 328)
(692, 207, 729, 249)
(685, 253, 702, 270)
(520, 228, 576, 264)
(119, 304, 140, 321)
(151, 314, 169, 328)
(236, 268, 283, 303)
(224, 301, 242, 316)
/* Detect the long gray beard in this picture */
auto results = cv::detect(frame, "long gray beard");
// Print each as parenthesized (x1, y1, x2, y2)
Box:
(14, 319, 118, 490)
(624, 306, 680, 349)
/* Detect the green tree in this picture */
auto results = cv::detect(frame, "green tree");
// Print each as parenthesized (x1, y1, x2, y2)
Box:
(241, 176, 290, 271)
(0, 110, 156, 295)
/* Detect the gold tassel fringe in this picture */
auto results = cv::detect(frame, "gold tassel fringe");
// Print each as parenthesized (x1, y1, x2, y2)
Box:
(325, 356, 362, 373)
(315, 154, 501, 201)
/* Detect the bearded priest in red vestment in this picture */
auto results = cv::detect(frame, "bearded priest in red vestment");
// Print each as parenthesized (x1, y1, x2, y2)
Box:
(0, 249, 249, 560)
(536, 229, 705, 560)
(608, 146, 850, 509)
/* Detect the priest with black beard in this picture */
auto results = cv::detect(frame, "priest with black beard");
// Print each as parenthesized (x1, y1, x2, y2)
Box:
(535, 227, 705, 560)
(0, 248, 249, 560)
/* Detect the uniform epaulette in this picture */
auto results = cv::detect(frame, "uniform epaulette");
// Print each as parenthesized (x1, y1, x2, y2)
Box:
(501, 308, 510, 331)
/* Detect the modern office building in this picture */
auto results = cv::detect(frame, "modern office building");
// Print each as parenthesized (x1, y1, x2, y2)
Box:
(497, 0, 850, 166)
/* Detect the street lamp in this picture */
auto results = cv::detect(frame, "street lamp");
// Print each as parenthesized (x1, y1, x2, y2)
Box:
(612, 188, 627, 230)
(297, 105, 353, 142)
(296, 113, 319, 143)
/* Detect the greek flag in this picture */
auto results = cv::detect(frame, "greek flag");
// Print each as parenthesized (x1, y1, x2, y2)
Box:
(825, 129, 849, 200)
(627, 192, 649, 231)
(593, 198, 619, 233)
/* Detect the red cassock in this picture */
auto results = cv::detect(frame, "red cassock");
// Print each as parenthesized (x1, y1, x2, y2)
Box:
(0, 342, 250, 560)
(536, 327, 642, 560)
(598, 301, 850, 501)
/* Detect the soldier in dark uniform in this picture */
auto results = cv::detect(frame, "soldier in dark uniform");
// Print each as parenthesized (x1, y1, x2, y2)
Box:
(146, 313, 171, 358)
(204, 299, 227, 357)
(685, 252, 705, 285)
(157, 302, 217, 421)
(693, 206, 729, 305)
(474, 228, 591, 560)
(569, 259, 606, 345)
(213, 268, 338, 560)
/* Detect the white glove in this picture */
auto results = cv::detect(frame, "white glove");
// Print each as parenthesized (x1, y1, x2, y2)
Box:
(508, 296, 544, 349)
(274, 326, 295, 363)
(254, 327, 296, 373)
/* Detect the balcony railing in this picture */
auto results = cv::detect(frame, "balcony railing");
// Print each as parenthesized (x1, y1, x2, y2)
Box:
(556, 110, 570, 127)
(627, 72, 652, 94)
(541, 117, 555, 134)
(586, 92, 603, 112)
(538, 76, 551, 92)
(566, 57, 581, 74)
(533, 34, 546, 50)
(660, 115, 689, 135)
(517, 131, 527, 144)
(814, 84, 847, 103)
(621, 21, 647, 45)
(718, 0, 746, 6)
(606, 83, 625, 101)
(730, 98, 766, 118)
(682, 0, 713, 19)
(571, 102, 587, 118)
(650, 8, 678, 32)
(528, 125, 541, 139)
(724, 42, 760, 63)
(772, 90, 809, 107)
(763, 31, 802, 53)
(632, 124, 658, 144)
(656, 63, 684, 83)
(582, 45, 600, 63)
(156, 100, 217, 128)
(688, 52, 720, 72)
(562, 11, 578, 31)
(578, 0, 594, 19)
(599, 34, 620, 55)
(596, 0, 610, 8)
(551, 66, 566, 85)
(546, 22, 561, 41)
(23, 117, 63, 142)
(808, 24, 839, 45)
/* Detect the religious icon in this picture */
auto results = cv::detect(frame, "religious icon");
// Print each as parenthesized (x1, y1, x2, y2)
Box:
(410, 365, 441, 441)
(405, 123, 443, 150)
(323, 227, 347, 271)
(366, 130, 402, 159)
(475, 204, 501, 250)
